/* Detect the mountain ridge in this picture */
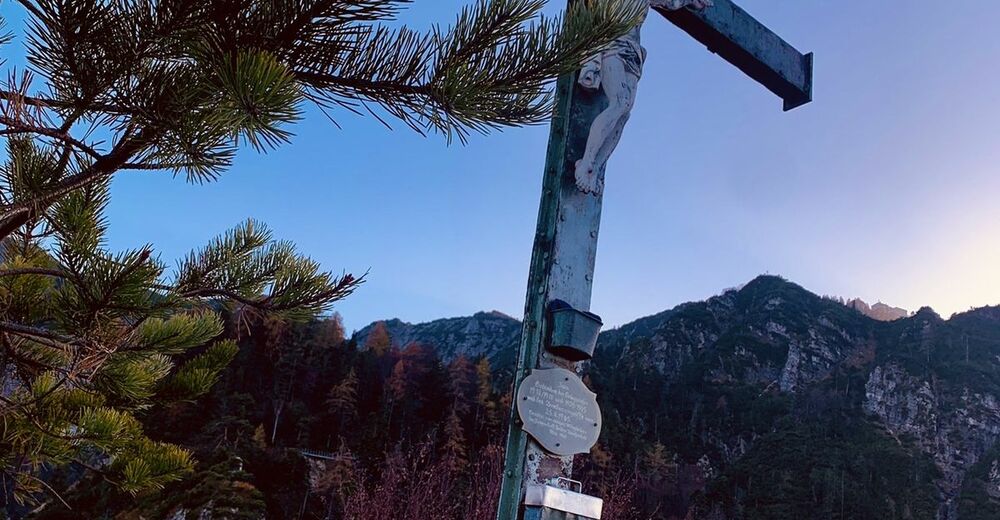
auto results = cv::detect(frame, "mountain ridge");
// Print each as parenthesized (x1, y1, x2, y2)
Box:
(351, 274, 1000, 519)
(352, 275, 923, 367)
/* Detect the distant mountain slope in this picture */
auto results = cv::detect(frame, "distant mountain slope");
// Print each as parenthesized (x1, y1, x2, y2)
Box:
(592, 276, 1000, 520)
(353, 310, 521, 367)
(597, 275, 874, 392)
(350, 275, 1000, 519)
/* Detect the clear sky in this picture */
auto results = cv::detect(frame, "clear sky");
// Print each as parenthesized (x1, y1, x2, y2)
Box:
(3, 1, 1000, 332)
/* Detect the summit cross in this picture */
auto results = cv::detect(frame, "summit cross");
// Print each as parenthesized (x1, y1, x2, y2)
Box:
(496, 0, 814, 519)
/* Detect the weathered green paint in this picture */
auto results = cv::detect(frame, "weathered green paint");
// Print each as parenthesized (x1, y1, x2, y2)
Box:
(495, 68, 576, 520)
(654, 0, 813, 110)
(496, 33, 613, 520)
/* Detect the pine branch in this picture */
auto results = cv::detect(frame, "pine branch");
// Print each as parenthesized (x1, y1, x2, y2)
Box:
(0, 118, 102, 159)
(0, 267, 66, 278)
(0, 90, 125, 114)
(179, 271, 361, 312)
(0, 129, 154, 243)
(0, 319, 80, 347)
(120, 161, 200, 171)
(24, 474, 72, 512)
(295, 0, 644, 141)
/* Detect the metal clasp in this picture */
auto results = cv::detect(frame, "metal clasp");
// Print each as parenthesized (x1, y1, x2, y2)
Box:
(556, 477, 583, 493)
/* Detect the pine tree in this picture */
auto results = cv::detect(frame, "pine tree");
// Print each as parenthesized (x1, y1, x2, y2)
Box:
(448, 355, 476, 415)
(326, 368, 358, 435)
(384, 356, 408, 438)
(641, 441, 672, 480)
(0, 0, 643, 504)
(364, 321, 392, 357)
(387, 358, 410, 406)
(316, 314, 346, 349)
(590, 442, 613, 474)
(474, 357, 500, 438)
(442, 407, 468, 472)
(637, 440, 678, 514)
(252, 424, 268, 449)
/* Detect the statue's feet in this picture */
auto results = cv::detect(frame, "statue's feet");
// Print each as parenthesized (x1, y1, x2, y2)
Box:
(574, 159, 602, 195)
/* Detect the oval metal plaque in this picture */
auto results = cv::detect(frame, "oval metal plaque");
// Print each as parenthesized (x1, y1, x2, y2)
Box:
(516, 368, 601, 456)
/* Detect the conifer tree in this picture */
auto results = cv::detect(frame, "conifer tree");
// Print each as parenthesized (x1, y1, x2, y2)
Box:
(474, 357, 500, 438)
(252, 424, 268, 450)
(447, 355, 476, 415)
(387, 357, 409, 406)
(384, 356, 408, 437)
(315, 314, 346, 348)
(442, 407, 468, 472)
(0, 0, 643, 504)
(364, 321, 392, 357)
(325, 367, 358, 437)
(637, 440, 677, 514)
(326, 368, 359, 418)
(641, 441, 672, 480)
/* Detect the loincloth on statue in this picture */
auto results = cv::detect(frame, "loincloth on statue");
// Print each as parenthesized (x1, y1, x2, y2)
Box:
(601, 37, 646, 78)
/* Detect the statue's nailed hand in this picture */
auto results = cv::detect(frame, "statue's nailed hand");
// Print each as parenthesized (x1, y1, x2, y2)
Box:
(651, 0, 714, 11)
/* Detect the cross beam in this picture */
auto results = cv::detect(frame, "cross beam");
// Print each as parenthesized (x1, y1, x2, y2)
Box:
(654, 0, 813, 111)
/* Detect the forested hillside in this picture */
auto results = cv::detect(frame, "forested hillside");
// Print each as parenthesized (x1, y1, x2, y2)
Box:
(32, 276, 1000, 519)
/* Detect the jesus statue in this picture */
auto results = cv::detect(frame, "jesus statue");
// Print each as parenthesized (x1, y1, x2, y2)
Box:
(574, 0, 713, 195)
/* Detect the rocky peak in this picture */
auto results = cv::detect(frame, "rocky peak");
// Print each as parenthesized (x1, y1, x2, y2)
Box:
(601, 275, 871, 392)
(914, 305, 943, 321)
(847, 298, 910, 321)
(353, 311, 521, 364)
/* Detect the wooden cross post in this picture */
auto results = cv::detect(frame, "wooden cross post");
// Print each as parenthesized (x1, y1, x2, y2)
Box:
(496, 1, 813, 519)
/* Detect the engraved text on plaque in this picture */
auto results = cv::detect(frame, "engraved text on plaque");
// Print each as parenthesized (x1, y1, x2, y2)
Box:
(516, 367, 602, 456)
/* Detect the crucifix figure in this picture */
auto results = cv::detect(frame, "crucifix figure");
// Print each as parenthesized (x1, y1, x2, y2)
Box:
(574, 0, 713, 195)
(497, 0, 812, 518)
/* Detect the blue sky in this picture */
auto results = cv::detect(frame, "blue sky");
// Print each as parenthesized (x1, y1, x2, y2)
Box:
(3, 1, 1000, 332)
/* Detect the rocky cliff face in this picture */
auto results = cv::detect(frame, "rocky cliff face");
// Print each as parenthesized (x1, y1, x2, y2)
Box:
(858, 307, 1000, 519)
(865, 362, 1000, 519)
